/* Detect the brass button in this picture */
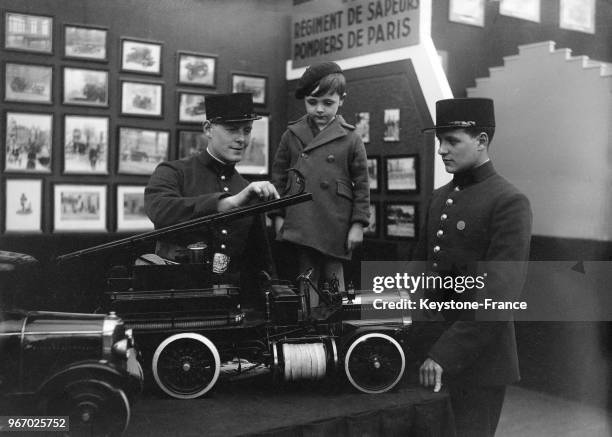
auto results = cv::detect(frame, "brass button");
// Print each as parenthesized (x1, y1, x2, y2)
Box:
(301, 153, 308, 158)
(445, 198, 454, 206)
(454, 186, 460, 191)
(457, 220, 466, 231)
(320, 181, 329, 189)
(433, 245, 440, 253)
(436, 230, 444, 238)
(220, 244, 226, 250)
(432, 262, 438, 269)
(223, 187, 229, 192)
(221, 229, 228, 235)
(220, 175, 226, 180)
(326, 154, 335, 163)
(440, 214, 448, 221)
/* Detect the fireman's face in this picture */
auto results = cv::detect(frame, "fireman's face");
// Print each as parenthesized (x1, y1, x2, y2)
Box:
(203, 120, 253, 164)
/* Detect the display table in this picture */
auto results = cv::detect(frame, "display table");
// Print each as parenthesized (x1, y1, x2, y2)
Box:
(127, 378, 456, 437)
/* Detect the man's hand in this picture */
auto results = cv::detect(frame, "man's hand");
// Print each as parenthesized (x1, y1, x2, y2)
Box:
(218, 181, 280, 211)
(419, 358, 443, 392)
(274, 216, 284, 235)
(346, 223, 363, 252)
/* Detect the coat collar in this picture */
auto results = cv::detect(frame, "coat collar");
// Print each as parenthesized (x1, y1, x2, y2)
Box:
(452, 160, 496, 187)
(289, 115, 350, 152)
(196, 148, 236, 178)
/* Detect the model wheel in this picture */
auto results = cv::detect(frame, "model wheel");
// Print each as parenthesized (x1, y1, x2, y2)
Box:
(344, 333, 405, 394)
(45, 379, 130, 436)
(152, 333, 220, 399)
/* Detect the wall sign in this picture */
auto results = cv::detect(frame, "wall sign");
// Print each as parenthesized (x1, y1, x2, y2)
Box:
(291, 0, 420, 68)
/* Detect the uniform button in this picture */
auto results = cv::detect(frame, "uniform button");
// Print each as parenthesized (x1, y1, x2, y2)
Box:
(301, 153, 308, 158)
(326, 154, 335, 163)
(433, 245, 440, 253)
(220, 175, 226, 180)
(454, 186, 460, 191)
(221, 229, 228, 235)
(445, 198, 454, 206)
(440, 214, 448, 221)
(320, 181, 329, 189)
(432, 262, 438, 269)
(220, 244, 226, 250)
(436, 230, 444, 238)
(223, 187, 229, 192)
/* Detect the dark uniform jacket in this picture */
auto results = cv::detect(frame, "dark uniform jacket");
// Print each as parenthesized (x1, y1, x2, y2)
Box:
(271, 115, 369, 260)
(413, 161, 532, 387)
(144, 151, 272, 280)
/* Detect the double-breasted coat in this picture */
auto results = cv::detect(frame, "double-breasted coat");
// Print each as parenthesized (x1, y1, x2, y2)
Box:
(271, 115, 370, 260)
(413, 161, 532, 387)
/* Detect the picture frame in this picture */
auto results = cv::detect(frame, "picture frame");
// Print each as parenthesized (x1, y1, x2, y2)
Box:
(367, 157, 380, 192)
(385, 155, 419, 193)
(63, 115, 109, 175)
(499, 0, 540, 23)
(63, 24, 108, 61)
(120, 38, 163, 75)
(383, 108, 400, 142)
(116, 185, 154, 232)
(448, 0, 485, 28)
(4, 12, 53, 53)
(354, 112, 370, 143)
(118, 127, 169, 174)
(4, 179, 43, 233)
(236, 114, 269, 176)
(177, 130, 208, 159)
(384, 202, 418, 240)
(364, 202, 378, 238)
(63, 67, 109, 107)
(4, 111, 53, 174)
(231, 72, 267, 106)
(120, 80, 163, 117)
(177, 51, 217, 88)
(177, 91, 209, 124)
(559, 0, 596, 34)
(5, 62, 53, 104)
(53, 184, 107, 232)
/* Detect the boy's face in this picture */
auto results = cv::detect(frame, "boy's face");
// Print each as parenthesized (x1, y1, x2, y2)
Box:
(436, 129, 486, 174)
(204, 120, 253, 163)
(304, 91, 343, 129)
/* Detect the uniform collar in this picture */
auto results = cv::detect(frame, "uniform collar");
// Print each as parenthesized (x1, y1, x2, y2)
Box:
(197, 148, 236, 177)
(289, 115, 348, 152)
(452, 160, 495, 187)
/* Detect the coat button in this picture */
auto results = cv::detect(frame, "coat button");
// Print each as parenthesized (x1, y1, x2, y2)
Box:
(440, 214, 448, 221)
(432, 262, 438, 269)
(320, 180, 330, 189)
(326, 154, 335, 163)
(445, 198, 454, 206)
(221, 229, 228, 235)
(436, 230, 444, 238)
(223, 187, 229, 192)
(220, 244, 226, 250)
(433, 245, 440, 253)
(454, 186, 460, 191)
(301, 153, 308, 159)
(456, 220, 466, 231)
(220, 175, 226, 180)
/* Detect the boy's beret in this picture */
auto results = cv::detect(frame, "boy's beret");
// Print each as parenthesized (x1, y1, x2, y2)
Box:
(295, 61, 343, 99)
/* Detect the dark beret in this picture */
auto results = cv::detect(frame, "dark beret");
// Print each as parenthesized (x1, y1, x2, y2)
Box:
(295, 61, 343, 99)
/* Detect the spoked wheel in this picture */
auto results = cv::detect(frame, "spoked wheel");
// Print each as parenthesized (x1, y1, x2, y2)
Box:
(152, 333, 220, 399)
(45, 379, 130, 437)
(344, 333, 406, 394)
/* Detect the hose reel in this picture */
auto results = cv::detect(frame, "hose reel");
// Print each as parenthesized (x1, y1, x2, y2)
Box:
(272, 338, 338, 382)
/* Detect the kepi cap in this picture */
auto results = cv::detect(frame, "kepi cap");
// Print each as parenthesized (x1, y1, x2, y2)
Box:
(423, 98, 495, 131)
(205, 93, 261, 123)
(295, 61, 343, 99)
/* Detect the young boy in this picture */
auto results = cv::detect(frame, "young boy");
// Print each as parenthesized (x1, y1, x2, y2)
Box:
(271, 61, 370, 307)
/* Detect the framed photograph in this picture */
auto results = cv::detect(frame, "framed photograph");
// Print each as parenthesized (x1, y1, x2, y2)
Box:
(178, 91, 209, 124)
(5, 112, 52, 173)
(500, 0, 540, 23)
(354, 112, 370, 143)
(231, 72, 267, 106)
(449, 0, 485, 27)
(178, 130, 208, 159)
(63, 115, 109, 175)
(367, 157, 380, 192)
(177, 52, 217, 87)
(54, 184, 107, 232)
(116, 185, 153, 232)
(63, 67, 109, 107)
(120, 80, 163, 117)
(384, 202, 417, 240)
(4, 179, 43, 232)
(364, 202, 378, 238)
(560, 0, 596, 34)
(5, 12, 53, 53)
(5, 62, 52, 104)
(118, 127, 169, 174)
(385, 155, 418, 193)
(121, 38, 162, 75)
(383, 109, 400, 142)
(236, 115, 269, 175)
(64, 24, 107, 61)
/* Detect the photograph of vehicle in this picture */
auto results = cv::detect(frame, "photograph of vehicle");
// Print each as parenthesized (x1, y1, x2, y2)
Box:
(118, 127, 169, 174)
(120, 80, 163, 116)
(178, 52, 217, 87)
(121, 38, 162, 75)
(116, 185, 153, 231)
(63, 67, 108, 106)
(178, 91, 208, 123)
(64, 24, 107, 60)
(5, 63, 52, 103)
(231, 72, 267, 105)
(384, 202, 417, 239)
(53, 184, 107, 232)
